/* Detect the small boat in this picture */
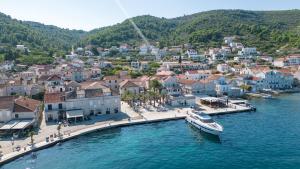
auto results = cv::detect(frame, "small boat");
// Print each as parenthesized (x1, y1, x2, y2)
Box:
(261, 93, 273, 99)
(186, 112, 223, 135)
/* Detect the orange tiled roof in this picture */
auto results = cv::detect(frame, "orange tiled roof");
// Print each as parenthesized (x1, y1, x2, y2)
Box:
(14, 97, 41, 112)
(44, 92, 65, 103)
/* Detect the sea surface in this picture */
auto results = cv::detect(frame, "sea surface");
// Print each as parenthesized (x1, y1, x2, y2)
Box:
(2, 93, 300, 169)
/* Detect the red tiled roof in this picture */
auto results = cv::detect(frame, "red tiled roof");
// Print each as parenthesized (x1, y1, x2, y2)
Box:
(185, 70, 198, 74)
(119, 80, 140, 88)
(44, 92, 65, 103)
(0, 96, 15, 110)
(103, 75, 119, 81)
(178, 79, 197, 85)
(47, 74, 61, 81)
(14, 97, 41, 112)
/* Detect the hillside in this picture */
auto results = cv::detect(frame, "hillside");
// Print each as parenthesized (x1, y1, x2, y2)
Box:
(85, 10, 300, 53)
(1, 9, 300, 64)
(83, 15, 178, 48)
(0, 12, 86, 64)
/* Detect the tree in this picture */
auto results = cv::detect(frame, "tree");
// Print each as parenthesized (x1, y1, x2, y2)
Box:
(57, 123, 62, 139)
(241, 85, 252, 92)
(150, 80, 162, 93)
(28, 131, 35, 146)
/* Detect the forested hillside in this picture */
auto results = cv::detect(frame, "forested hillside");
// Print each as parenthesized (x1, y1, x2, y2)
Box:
(1, 9, 300, 65)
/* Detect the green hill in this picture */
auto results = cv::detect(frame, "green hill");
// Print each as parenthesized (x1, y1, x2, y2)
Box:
(0, 12, 86, 64)
(85, 10, 300, 53)
(1, 9, 300, 65)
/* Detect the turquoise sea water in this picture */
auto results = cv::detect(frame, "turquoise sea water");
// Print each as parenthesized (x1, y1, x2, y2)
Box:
(3, 93, 300, 169)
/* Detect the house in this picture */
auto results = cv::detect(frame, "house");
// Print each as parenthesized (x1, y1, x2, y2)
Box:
(0, 96, 15, 123)
(237, 47, 258, 60)
(0, 96, 41, 129)
(0, 79, 31, 96)
(260, 56, 273, 63)
(20, 71, 37, 85)
(209, 48, 228, 61)
(161, 62, 209, 71)
(158, 76, 182, 96)
(140, 61, 149, 71)
(119, 44, 130, 53)
(214, 76, 230, 96)
(13, 97, 41, 124)
(45, 74, 65, 93)
(224, 36, 235, 44)
(217, 64, 231, 73)
(65, 81, 121, 120)
(257, 70, 294, 90)
(169, 46, 182, 54)
(179, 79, 200, 94)
(103, 75, 122, 90)
(230, 42, 244, 49)
(273, 58, 289, 67)
(185, 70, 210, 80)
(0, 61, 14, 71)
(29, 65, 53, 77)
(186, 49, 205, 61)
(139, 44, 151, 55)
(274, 55, 300, 67)
(44, 92, 65, 122)
(119, 80, 143, 95)
(131, 61, 140, 69)
(99, 61, 113, 68)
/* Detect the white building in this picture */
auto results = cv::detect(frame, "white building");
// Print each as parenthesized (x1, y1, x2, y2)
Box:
(131, 61, 140, 69)
(274, 55, 300, 67)
(217, 64, 231, 73)
(45, 81, 121, 122)
(185, 70, 210, 80)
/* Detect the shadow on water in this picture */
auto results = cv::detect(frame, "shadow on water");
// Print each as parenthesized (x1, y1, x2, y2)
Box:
(84, 127, 122, 140)
(186, 123, 221, 144)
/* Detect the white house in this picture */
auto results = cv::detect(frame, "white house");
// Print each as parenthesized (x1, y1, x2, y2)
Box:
(0, 96, 41, 127)
(186, 49, 204, 61)
(274, 55, 300, 67)
(217, 64, 231, 73)
(131, 61, 140, 69)
(185, 70, 210, 80)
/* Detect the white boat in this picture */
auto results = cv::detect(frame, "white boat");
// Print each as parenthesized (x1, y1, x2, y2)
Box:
(186, 112, 223, 135)
(261, 93, 273, 99)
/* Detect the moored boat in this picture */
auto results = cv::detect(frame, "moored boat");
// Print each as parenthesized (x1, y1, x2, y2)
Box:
(186, 112, 223, 135)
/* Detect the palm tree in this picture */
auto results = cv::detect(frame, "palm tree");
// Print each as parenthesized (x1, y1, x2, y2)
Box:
(57, 123, 62, 139)
(161, 90, 167, 105)
(122, 91, 134, 107)
(28, 131, 35, 146)
(150, 80, 162, 93)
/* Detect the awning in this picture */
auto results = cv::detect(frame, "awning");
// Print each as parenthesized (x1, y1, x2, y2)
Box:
(0, 120, 20, 130)
(12, 119, 34, 130)
(66, 109, 84, 119)
(0, 119, 34, 130)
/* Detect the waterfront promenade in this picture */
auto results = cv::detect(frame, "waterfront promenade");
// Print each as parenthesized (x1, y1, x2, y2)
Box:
(0, 102, 190, 165)
(0, 100, 253, 165)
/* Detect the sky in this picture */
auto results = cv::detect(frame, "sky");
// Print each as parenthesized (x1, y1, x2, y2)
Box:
(0, 0, 300, 31)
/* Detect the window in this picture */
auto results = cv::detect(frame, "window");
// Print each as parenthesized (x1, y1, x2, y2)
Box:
(15, 114, 19, 118)
(48, 104, 52, 110)
(58, 103, 63, 109)
(106, 108, 110, 114)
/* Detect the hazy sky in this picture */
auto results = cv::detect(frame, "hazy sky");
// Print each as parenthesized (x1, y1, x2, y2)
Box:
(0, 0, 299, 31)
